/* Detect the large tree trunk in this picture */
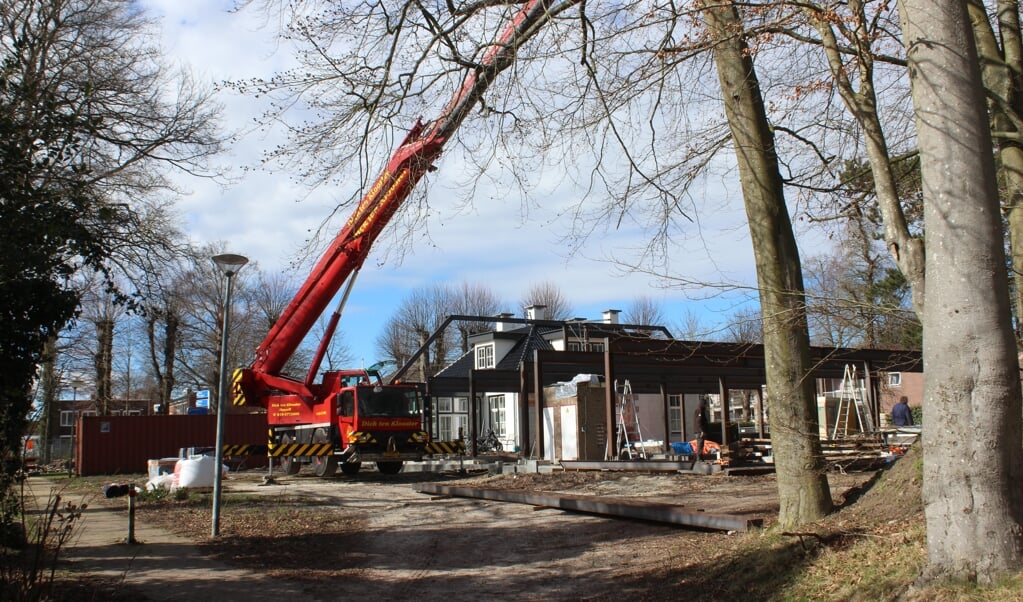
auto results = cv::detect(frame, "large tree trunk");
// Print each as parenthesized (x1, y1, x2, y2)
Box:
(805, 3, 927, 318)
(700, 0, 832, 527)
(147, 310, 178, 414)
(969, 0, 1023, 344)
(900, 0, 1023, 584)
(38, 337, 59, 465)
(162, 314, 177, 412)
(92, 317, 113, 415)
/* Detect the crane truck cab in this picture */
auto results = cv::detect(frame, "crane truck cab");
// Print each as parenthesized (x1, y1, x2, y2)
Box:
(268, 369, 428, 477)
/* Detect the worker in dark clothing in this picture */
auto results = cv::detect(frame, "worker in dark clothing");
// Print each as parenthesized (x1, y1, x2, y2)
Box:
(694, 398, 710, 461)
(892, 396, 913, 427)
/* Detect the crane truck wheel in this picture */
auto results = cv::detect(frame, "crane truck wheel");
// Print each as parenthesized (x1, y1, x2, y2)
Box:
(310, 428, 338, 477)
(340, 462, 361, 475)
(279, 432, 301, 475)
(376, 461, 403, 475)
(312, 456, 338, 477)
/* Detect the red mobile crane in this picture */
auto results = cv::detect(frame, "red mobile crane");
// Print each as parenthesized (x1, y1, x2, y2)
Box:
(231, 0, 554, 476)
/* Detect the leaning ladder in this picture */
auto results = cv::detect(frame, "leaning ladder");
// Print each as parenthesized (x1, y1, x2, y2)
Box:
(613, 379, 646, 459)
(831, 365, 874, 438)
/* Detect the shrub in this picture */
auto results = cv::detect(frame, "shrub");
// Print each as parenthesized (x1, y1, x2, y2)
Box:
(0, 484, 85, 601)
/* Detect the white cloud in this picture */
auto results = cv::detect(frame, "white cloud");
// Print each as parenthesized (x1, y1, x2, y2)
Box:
(139, 1, 825, 364)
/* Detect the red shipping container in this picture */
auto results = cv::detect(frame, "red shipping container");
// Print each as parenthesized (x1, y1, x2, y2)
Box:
(76, 414, 268, 476)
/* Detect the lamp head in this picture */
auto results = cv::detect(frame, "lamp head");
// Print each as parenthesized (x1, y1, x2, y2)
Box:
(212, 253, 249, 276)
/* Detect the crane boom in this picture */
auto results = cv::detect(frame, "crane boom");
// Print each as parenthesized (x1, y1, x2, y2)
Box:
(235, 0, 555, 407)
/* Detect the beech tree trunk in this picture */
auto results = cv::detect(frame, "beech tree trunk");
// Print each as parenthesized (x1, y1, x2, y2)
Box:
(92, 317, 113, 415)
(700, 0, 833, 528)
(900, 0, 1023, 584)
(968, 0, 1023, 344)
(804, 3, 927, 317)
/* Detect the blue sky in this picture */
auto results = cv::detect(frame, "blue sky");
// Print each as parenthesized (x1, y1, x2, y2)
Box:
(139, 1, 821, 366)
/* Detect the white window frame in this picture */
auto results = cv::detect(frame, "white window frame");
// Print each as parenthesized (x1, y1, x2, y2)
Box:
(438, 414, 455, 441)
(887, 372, 902, 387)
(433, 397, 470, 441)
(475, 344, 495, 369)
(488, 395, 506, 437)
(668, 394, 683, 439)
(455, 414, 468, 441)
(437, 414, 469, 441)
(60, 411, 75, 427)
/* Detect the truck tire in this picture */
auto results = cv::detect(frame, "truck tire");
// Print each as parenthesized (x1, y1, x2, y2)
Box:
(279, 433, 301, 475)
(340, 462, 361, 475)
(310, 428, 337, 477)
(377, 461, 403, 475)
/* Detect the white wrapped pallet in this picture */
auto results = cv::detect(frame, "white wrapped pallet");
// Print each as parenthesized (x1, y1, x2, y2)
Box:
(173, 455, 226, 490)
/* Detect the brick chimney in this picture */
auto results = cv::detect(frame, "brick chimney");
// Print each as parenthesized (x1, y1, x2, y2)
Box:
(525, 304, 548, 321)
(494, 313, 515, 332)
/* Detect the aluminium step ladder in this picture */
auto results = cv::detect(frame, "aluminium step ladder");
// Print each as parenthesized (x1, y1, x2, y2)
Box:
(611, 379, 647, 460)
(832, 364, 874, 439)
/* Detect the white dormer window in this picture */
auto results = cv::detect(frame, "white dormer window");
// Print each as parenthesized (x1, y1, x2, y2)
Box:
(475, 344, 495, 369)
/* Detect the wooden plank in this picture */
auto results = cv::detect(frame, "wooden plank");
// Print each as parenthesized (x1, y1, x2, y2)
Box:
(560, 460, 694, 472)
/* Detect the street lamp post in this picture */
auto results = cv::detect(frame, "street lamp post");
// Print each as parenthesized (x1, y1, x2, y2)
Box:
(211, 253, 248, 538)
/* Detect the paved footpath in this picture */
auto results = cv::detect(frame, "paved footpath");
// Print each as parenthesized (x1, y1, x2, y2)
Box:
(22, 477, 309, 602)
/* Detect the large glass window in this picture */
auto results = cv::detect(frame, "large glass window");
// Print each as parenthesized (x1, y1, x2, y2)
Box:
(339, 391, 355, 415)
(438, 415, 455, 441)
(437, 414, 469, 441)
(488, 395, 506, 437)
(475, 344, 495, 369)
(433, 396, 469, 441)
(356, 386, 419, 417)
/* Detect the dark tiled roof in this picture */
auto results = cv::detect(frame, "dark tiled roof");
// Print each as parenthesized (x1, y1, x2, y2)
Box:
(434, 350, 473, 379)
(496, 327, 555, 370)
(434, 326, 556, 379)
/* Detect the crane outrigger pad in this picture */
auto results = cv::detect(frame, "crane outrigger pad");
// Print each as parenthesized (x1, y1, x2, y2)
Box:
(415, 483, 763, 532)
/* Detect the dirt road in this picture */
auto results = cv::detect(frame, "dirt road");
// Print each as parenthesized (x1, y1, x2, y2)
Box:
(138, 466, 873, 600)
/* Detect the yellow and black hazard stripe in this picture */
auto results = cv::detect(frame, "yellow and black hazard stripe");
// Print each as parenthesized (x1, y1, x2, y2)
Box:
(220, 444, 269, 457)
(268, 443, 334, 457)
(424, 440, 466, 455)
(231, 368, 247, 406)
(348, 431, 377, 444)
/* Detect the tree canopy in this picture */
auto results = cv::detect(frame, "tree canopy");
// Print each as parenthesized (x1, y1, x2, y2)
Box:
(0, 0, 223, 523)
